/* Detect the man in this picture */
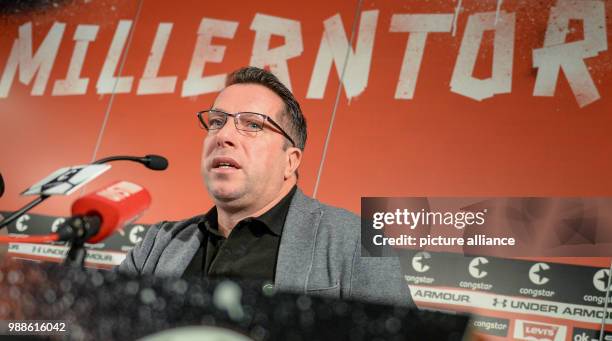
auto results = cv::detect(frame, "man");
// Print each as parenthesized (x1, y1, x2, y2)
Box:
(119, 67, 411, 306)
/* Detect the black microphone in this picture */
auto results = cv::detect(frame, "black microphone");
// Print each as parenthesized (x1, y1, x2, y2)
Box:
(93, 154, 169, 171)
(0, 173, 4, 198)
(143, 154, 168, 171)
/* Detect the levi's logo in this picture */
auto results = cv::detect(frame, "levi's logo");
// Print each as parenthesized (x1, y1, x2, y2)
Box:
(514, 320, 567, 341)
(524, 322, 558, 338)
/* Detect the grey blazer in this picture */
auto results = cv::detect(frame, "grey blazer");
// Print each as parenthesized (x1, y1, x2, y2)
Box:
(118, 189, 413, 306)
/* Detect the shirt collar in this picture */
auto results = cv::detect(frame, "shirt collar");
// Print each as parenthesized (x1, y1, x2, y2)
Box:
(200, 207, 221, 237)
(256, 185, 297, 236)
(200, 185, 297, 237)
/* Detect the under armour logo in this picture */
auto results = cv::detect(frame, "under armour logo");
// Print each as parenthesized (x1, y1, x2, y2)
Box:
(493, 298, 508, 308)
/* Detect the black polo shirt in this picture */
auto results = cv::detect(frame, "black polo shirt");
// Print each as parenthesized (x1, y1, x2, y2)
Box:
(183, 186, 297, 281)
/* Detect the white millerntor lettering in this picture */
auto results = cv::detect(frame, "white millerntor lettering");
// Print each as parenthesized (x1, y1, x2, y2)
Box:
(97, 20, 134, 94)
(306, 10, 378, 99)
(53, 24, 99, 96)
(450, 11, 515, 101)
(249, 13, 303, 92)
(137, 23, 177, 95)
(532, 0, 607, 108)
(0, 22, 65, 97)
(182, 18, 238, 97)
(390, 14, 453, 100)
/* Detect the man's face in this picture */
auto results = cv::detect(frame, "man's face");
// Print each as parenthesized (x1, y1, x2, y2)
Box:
(201, 83, 291, 210)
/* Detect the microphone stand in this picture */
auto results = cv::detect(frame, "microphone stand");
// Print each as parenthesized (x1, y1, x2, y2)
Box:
(61, 216, 101, 268)
(64, 240, 87, 268)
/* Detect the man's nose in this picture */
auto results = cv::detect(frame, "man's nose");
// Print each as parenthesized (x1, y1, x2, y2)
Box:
(214, 119, 238, 147)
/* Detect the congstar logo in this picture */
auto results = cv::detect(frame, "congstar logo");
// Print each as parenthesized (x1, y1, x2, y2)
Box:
(529, 262, 550, 285)
(411, 252, 431, 273)
(468, 257, 488, 279)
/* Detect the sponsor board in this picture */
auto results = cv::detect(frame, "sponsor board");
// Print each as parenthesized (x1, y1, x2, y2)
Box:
(2, 211, 145, 253)
(8, 242, 126, 266)
(402, 251, 612, 307)
(409, 285, 612, 324)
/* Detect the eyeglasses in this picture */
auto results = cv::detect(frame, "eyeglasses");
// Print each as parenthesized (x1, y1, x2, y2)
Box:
(197, 109, 296, 147)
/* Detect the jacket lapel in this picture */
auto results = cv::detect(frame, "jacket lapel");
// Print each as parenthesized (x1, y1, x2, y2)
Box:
(154, 222, 206, 277)
(274, 189, 321, 293)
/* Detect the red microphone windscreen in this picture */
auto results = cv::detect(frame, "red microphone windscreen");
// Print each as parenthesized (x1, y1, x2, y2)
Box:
(71, 181, 152, 243)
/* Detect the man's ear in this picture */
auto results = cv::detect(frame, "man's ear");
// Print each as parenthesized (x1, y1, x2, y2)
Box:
(284, 147, 302, 179)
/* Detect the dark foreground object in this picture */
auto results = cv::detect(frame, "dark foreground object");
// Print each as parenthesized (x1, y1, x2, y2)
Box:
(0, 259, 470, 340)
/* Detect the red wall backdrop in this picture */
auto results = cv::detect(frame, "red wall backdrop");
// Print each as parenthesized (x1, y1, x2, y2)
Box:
(1, 0, 611, 221)
(1, 0, 611, 339)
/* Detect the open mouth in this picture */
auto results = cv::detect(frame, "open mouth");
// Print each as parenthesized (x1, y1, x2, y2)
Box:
(212, 157, 241, 170)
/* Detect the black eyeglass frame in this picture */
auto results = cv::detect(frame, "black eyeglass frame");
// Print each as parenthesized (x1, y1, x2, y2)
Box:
(197, 109, 296, 147)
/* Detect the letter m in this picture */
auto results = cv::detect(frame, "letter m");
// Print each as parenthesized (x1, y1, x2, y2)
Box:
(0, 22, 65, 97)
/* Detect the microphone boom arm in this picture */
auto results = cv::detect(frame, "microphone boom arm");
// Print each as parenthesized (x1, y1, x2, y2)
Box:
(0, 195, 48, 229)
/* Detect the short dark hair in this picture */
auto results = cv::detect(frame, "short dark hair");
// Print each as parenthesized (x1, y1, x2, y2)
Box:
(226, 67, 307, 151)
